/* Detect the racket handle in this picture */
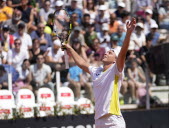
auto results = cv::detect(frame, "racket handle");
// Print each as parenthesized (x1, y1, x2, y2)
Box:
(64, 50, 69, 69)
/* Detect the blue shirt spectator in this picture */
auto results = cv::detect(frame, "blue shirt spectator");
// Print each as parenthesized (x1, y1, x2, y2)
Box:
(68, 65, 82, 82)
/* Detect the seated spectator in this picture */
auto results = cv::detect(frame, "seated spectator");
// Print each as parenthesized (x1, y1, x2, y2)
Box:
(111, 25, 126, 46)
(7, 38, 29, 69)
(97, 23, 111, 48)
(0, 65, 8, 89)
(13, 59, 32, 94)
(127, 59, 146, 103)
(0, 43, 7, 64)
(81, 13, 91, 32)
(114, 2, 126, 19)
(109, 13, 120, 34)
(39, 0, 54, 23)
(0, 24, 14, 52)
(146, 23, 160, 46)
(45, 39, 64, 63)
(30, 54, 54, 92)
(84, 23, 98, 49)
(118, 11, 131, 31)
(13, 22, 32, 50)
(2, 9, 26, 34)
(67, 63, 93, 101)
(30, 22, 52, 51)
(29, 38, 45, 64)
(0, 0, 13, 23)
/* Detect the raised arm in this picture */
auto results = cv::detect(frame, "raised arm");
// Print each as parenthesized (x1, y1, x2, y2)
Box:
(63, 43, 90, 74)
(117, 18, 136, 72)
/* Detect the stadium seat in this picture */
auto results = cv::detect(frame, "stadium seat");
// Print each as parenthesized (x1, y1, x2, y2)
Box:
(16, 89, 36, 118)
(56, 87, 75, 115)
(0, 90, 16, 119)
(76, 98, 94, 114)
(36, 87, 56, 117)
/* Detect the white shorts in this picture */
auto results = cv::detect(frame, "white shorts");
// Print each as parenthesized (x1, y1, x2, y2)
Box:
(95, 114, 126, 128)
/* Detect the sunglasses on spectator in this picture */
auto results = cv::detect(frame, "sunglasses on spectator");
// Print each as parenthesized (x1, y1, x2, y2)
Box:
(14, 43, 21, 45)
(37, 57, 44, 60)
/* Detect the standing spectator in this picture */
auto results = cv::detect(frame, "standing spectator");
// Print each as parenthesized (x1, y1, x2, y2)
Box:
(30, 22, 52, 51)
(39, 0, 54, 23)
(7, 38, 29, 69)
(0, 24, 14, 52)
(30, 54, 54, 92)
(66, 0, 83, 24)
(13, 59, 32, 94)
(0, 0, 13, 23)
(2, 9, 26, 34)
(13, 22, 32, 50)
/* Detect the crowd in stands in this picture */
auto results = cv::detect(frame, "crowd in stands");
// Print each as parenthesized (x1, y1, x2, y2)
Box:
(0, 0, 169, 105)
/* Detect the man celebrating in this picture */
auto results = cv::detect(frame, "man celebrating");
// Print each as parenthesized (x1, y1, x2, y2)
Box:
(63, 18, 136, 128)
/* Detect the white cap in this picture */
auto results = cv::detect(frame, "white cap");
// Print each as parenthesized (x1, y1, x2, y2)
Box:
(111, 48, 121, 57)
(99, 5, 107, 10)
(118, 2, 125, 8)
(55, 0, 64, 6)
(102, 23, 109, 31)
(150, 23, 158, 28)
(53, 39, 61, 46)
(136, 22, 144, 29)
(145, 9, 153, 14)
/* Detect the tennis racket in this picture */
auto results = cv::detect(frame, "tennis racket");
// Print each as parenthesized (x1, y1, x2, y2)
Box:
(52, 9, 72, 69)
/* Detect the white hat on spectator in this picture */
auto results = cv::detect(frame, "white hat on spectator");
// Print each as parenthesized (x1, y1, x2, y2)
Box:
(99, 5, 107, 11)
(102, 23, 109, 31)
(53, 39, 61, 46)
(55, 0, 64, 6)
(150, 23, 158, 29)
(118, 2, 125, 8)
(145, 9, 153, 14)
(136, 22, 144, 29)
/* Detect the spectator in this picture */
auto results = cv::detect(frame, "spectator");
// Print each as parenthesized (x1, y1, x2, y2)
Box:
(0, 43, 7, 64)
(83, 0, 97, 23)
(39, 0, 54, 23)
(144, 8, 157, 34)
(0, 0, 13, 23)
(146, 23, 160, 46)
(13, 22, 32, 50)
(118, 11, 131, 31)
(67, 63, 93, 101)
(66, 0, 83, 24)
(17, 0, 37, 32)
(30, 54, 54, 92)
(13, 59, 32, 94)
(0, 24, 14, 52)
(0, 65, 8, 89)
(29, 38, 45, 64)
(69, 26, 86, 47)
(81, 13, 91, 31)
(70, 12, 79, 28)
(127, 59, 146, 103)
(109, 12, 120, 34)
(45, 39, 64, 63)
(7, 38, 29, 69)
(114, 1, 126, 19)
(97, 23, 111, 48)
(84, 23, 98, 49)
(2, 9, 26, 34)
(95, 5, 110, 32)
(30, 22, 52, 51)
(111, 25, 126, 46)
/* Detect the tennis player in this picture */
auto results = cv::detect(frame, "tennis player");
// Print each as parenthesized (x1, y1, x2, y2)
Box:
(63, 18, 136, 128)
